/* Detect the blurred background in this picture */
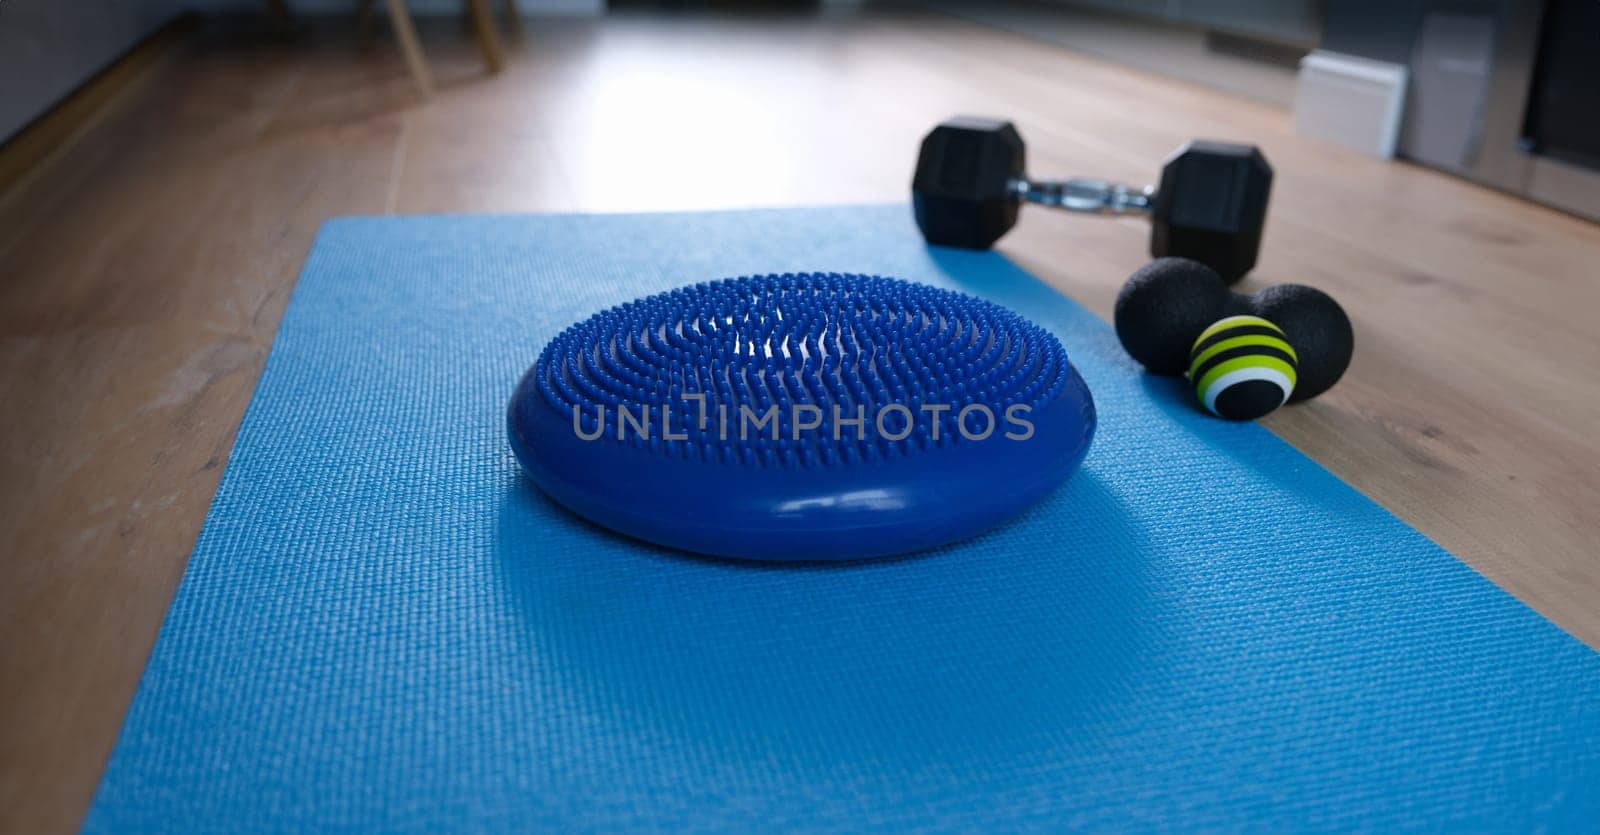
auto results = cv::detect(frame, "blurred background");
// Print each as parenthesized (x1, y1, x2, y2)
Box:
(3, 0, 1595, 218)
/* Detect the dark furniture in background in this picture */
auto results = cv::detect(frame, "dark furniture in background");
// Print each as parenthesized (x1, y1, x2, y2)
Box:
(1324, 0, 1600, 221)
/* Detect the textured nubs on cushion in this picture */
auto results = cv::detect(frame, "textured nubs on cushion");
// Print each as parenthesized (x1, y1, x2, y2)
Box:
(508, 273, 1096, 561)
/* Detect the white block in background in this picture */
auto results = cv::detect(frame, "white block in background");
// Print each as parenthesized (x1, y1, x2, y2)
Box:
(1293, 50, 1408, 159)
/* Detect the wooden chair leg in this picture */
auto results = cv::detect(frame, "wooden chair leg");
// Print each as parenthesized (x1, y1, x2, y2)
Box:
(466, 0, 505, 73)
(386, 0, 434, 96)
(500, 0, 523, 36)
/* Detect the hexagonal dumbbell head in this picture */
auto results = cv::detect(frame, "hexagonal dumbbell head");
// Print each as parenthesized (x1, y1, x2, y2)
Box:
(911, 117, 1025, 249)
(1150, 141, 1272, 284)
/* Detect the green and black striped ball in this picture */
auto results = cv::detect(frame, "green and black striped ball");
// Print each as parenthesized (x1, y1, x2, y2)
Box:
(1188, 315, 1298, 420)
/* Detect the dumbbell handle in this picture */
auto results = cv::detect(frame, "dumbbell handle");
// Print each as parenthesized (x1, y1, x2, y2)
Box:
(1009, 177, 1155, 216)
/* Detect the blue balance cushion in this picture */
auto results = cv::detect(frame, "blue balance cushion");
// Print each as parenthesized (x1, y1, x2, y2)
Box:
(508, 272, 1097, 560)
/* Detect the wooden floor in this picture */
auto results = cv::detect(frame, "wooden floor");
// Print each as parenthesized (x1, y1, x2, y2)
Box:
(3, 9, 1599, 832)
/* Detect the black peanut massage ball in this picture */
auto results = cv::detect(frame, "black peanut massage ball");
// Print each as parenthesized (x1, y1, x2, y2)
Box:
(1114, 258, 1230, 376)
(1249, 283, 1354, 402)
(1114, 257, 1353, 419)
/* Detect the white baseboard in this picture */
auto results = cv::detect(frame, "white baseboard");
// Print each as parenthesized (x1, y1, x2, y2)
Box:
(1293, 50, 1408, 159)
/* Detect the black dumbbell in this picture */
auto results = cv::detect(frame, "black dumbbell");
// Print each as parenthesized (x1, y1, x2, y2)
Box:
(911, 116, 1273, 284)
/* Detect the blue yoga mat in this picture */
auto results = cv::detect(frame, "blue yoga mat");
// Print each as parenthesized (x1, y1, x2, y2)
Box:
(89, 206, 1598, 831)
